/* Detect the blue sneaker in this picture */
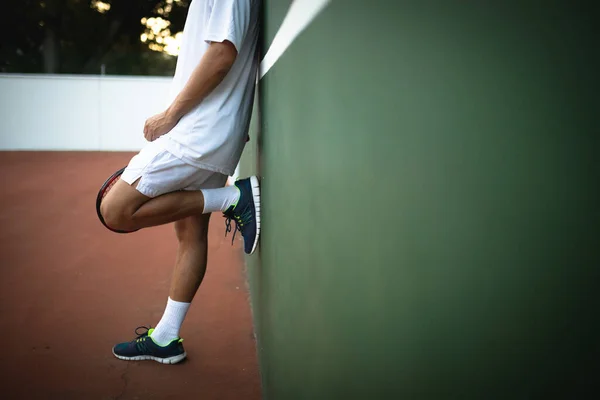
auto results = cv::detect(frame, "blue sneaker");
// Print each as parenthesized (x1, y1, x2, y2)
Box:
(112, 326, 186, 365)
(224, 176, 261, 255)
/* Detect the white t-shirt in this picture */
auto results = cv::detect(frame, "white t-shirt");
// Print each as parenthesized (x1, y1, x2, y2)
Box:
(158, 0, 260, 176)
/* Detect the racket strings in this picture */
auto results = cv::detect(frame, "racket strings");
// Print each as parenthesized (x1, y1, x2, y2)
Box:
(102, 177, 119, 199)
(96, 167, 131, 233)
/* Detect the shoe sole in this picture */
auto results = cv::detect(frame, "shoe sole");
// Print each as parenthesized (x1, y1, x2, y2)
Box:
(249, 176, 261, 255)
(112, 349, 187, 365)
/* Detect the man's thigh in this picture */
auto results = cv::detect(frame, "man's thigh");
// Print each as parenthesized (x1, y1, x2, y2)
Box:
(101, 139, 191, 219)
(102, 178, 149, 218)
(120, 139, 200, 199)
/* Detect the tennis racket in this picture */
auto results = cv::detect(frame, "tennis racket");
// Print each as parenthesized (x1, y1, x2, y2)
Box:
(96, 166, 138, 234)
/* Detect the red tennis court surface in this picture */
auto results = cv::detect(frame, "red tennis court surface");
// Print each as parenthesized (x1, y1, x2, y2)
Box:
(0, 151, 261, 400)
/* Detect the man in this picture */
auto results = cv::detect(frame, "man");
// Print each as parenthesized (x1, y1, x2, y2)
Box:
(100, 0, 261, 364)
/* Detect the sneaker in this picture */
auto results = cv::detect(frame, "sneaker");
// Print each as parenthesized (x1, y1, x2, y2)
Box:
(223, 176, 261, 255)
(112, 326, 186, 365)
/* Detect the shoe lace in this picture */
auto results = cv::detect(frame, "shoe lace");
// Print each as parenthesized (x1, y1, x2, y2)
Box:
(224, 205, 254, 245)
(224, 214, 240, 245)
(134, 325, 151, 342)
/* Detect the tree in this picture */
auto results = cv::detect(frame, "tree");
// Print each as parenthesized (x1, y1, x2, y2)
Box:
(0, 0, 189, 76)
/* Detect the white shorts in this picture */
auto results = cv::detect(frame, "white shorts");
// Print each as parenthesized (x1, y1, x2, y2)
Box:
(121, 138, 228, 198)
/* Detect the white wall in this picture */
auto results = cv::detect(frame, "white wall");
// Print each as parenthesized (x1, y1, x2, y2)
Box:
(0, 74, 172, 151)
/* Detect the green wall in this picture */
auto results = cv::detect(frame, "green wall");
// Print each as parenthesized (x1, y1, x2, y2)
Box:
(241, 1, 599, 398)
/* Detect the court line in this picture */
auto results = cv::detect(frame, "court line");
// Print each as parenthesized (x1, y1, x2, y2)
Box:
(259, 0, 332, 79)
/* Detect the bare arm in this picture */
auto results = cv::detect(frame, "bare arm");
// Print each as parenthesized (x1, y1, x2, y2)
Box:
(143, 40, 238, 141)
(167, 40, 237, 120)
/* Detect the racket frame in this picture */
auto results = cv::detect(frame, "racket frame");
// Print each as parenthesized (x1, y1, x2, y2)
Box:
(96, 166, 137, 234)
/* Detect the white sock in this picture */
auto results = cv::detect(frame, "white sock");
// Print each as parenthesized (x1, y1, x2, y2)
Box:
(150, 297, 191, 346)
(201, 185, 240, 214)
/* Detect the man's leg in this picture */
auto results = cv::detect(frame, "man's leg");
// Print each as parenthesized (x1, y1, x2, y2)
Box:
(100, 141, 260, 254)
(170, 214, 211, 302)
(111, 213, 214, 364)
(149, 214, 211, 346)
(101, 174, 261, 255)
(100, 179, 238, 232)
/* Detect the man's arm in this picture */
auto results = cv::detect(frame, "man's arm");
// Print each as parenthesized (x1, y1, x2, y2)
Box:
(167, 40, 237, 121)
(143, 40, 238, 141)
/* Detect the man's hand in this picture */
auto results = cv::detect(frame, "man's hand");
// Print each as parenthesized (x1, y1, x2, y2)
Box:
(143, 110, 178, 142)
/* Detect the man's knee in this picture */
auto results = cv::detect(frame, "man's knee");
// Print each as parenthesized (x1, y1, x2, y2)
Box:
(100, 179, 147, 231)
(100, 197, 134, 231)
(175, 215, 210, 244)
